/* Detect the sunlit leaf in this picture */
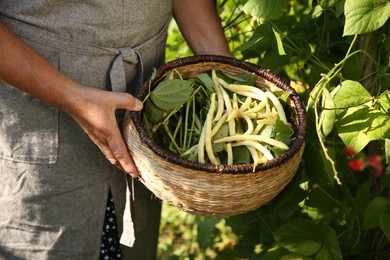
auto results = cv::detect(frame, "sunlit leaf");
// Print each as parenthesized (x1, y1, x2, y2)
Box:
(243, 0, 288, 20)
(377, 92, 390, 113)
(343, 0, 390, 36)
(336, 105, 390, 153)
(333, 80, 372, 110)
(272, 27, 286, 55)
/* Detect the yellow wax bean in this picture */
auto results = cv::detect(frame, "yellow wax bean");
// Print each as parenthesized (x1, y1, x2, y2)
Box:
(232, 140, 274, 161)
(265, 91, 287, 124)
(211, 70, 224, 121)
(210, 113, 228, 137)
(214, 134, 289, 150)
(204, 93, 219, 165)
(242, 115, 254, 135)
(225, 143, 233, 165)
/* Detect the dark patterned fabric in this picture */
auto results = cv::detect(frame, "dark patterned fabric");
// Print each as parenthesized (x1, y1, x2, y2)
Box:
(100, 189, 122, 260)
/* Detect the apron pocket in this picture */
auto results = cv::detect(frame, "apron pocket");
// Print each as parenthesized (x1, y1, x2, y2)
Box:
(0, 82, 59, 164)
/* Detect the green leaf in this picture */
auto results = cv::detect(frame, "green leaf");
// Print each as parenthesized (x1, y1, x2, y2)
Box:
(196, 73, 215, 95)
(273, 90, 292, 103)
(143, 98, 166, 124)
(333, 80, 372, 110)
(318, 0, 340, 9)
(303, 126, 335, 185)
(343, 0, 390, 36)
(288, 31, 312, 60)
(379, 214, 390, 241)
(307, 187, 334, 210)
(150, 79, 193, 110)
(276, 220, 316, 254)
(220, 70, 256, 85)
(274, 118, 293, 150)
(272, 26, 286, 55)
(234, 229, 259, 258)
(377, 92, 390, 113)
(336, 105, 390, 153)
(260, 49, 291, 71)
(213, 123, 229, 153)
(380, 172, 390, 189)
(278, 225, 322, 255)
(386, 138, 390, 164)
(354, 181, 371, 217)
(197, 217, 221, 250)
(234, 23, 273, 53)
(232, 146, 251, 164)
(180, 151, 198, 162)
(303, 0, 313, 9)
(243, 0, 288, 20)
(275, 219, 342, 259)
(335, 0, 346, 17)
(264, 247, 292, 260)
(276, 187, 307, 219)
(317, 223, 343, 260)
(363, 196, 390, 230)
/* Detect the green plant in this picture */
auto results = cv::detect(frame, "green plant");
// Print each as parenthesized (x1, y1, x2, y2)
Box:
(159, 0, 390, 259)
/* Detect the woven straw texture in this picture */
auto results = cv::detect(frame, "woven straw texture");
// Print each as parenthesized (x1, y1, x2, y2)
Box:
(123, 55, 306, 217)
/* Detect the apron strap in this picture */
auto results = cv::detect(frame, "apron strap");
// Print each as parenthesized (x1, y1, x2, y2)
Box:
(110, 48, 144, 93)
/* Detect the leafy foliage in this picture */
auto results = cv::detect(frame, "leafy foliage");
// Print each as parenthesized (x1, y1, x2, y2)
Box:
(343, 0, 390, 36)
(159, 0, 390, 259)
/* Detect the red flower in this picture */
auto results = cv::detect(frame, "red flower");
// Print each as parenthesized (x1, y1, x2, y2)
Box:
(367, 156, 384, 177)
(348, 159, 365, 172)
(344, 147, 356, 157)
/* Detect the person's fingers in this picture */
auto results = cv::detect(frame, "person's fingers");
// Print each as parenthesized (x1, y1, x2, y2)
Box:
(106, 129, 139, 178)
(115, 93, 143, 111)
(80, 121, 138, 178)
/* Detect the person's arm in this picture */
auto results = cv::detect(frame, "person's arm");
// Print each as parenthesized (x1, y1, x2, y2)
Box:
(172, 0, 232, 57)
(0, 22, 141, 177)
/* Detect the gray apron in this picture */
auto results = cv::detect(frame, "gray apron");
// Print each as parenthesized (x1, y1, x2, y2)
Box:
(0, 1, 172, 259)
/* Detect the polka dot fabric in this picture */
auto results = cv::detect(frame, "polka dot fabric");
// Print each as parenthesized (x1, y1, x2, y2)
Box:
(100, 189, 122, 260)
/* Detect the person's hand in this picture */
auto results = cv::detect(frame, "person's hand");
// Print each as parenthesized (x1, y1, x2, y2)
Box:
(67, 85, 143, 178)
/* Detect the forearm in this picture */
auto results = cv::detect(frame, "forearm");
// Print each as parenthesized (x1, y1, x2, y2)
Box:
(0, 22, 142, 176)
(172, 0, 232, 57)
(0, 22, 82, 114)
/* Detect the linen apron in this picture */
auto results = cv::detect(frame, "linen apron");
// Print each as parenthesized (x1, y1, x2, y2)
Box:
(0, 1, 172, 259)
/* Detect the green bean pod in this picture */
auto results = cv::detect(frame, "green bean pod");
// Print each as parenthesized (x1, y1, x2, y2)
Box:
(319, 88, 336, 137)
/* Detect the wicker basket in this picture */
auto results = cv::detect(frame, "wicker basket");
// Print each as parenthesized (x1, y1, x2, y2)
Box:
(123, 55, 306, 217)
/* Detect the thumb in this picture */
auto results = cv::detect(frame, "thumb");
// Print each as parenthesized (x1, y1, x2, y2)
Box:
(116, 93, 143, 111)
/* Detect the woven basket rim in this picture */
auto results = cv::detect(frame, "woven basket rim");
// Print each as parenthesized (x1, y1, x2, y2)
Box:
(129, 55, 306, 174)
